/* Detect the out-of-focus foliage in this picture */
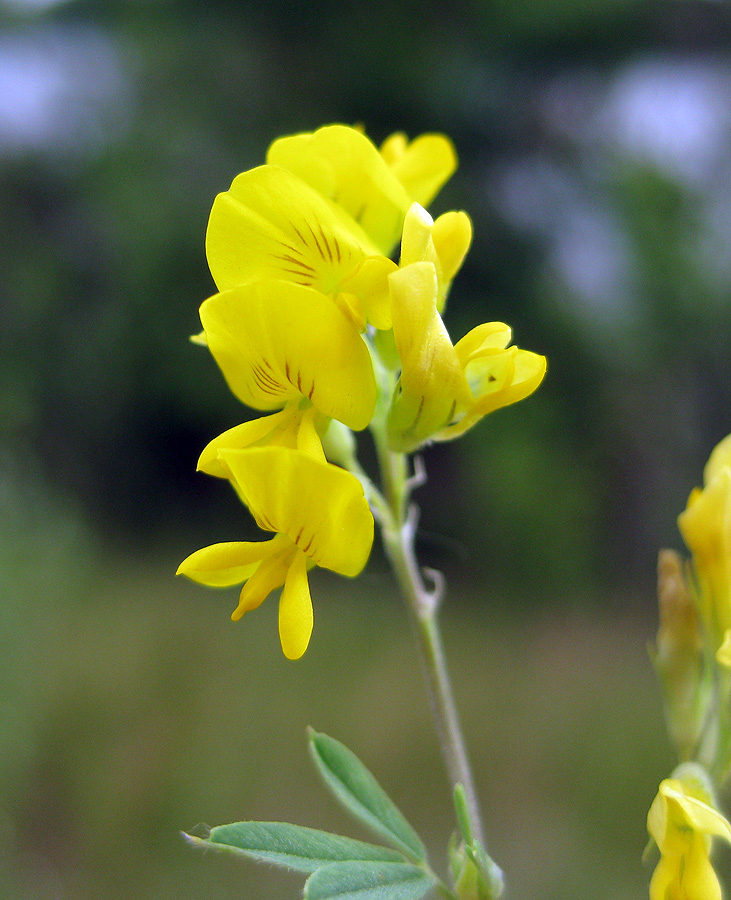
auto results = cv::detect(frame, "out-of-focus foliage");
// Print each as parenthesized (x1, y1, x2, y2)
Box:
(3, 0, 731, 897)
(0, 457, 674, 899)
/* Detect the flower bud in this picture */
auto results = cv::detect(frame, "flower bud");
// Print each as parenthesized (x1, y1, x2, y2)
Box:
(653, 549, 705, 760)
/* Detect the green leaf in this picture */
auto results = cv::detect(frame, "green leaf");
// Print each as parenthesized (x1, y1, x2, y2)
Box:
(192, 821, 405, 873)
(309, 731, 427, 862)
(305, 860, 436, 900)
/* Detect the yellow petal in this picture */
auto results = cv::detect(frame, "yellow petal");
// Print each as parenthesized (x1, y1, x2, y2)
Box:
(678, 469, 731, 639)
(399, 203, 436, 269)
(219, 446, 374, 577)
(455, 322, 512, 361)
(466, 346, 546, 410)
(198, 405, 327, 479)
(717, 629, 731, 667)
(337, 255, 398, 331)
(431, 210, 472, 284)
(199, 280, 377, 430)
(680, 469, 731, 571)
(379, 132, 409, 167)
(267, 125, 410, 255)
(206, 164, 381, 296)
(176, 537, 283, 587)
(649, 776, 731, 856)
(232, 542, 295, 620)
(435, 339, 547, 442)
(664, 784, 731, 843)
(505, 347, 548, 401)
(295, 405, 327, 462)
(649, 832, 724, 900)
(648, 854, 676, 900)
(197, 409, 299, 477)
(398, 203, 471, 312)
(682, 835, 725, 900)
(278, 548, 314, 659)
(704, 432, 731, 485)
(387, 261, 471, 452)
(380, 132, 458, 208)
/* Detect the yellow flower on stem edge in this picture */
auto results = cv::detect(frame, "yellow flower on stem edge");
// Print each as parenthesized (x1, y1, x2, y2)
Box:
(678, 433, 731, 650)
(717, 629, 731, 668)
(177, 446, 374, 659)
(647, 767, 731, 900)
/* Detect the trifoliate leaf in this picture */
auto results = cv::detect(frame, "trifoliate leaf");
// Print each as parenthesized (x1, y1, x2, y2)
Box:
(309, 731, 427, 862)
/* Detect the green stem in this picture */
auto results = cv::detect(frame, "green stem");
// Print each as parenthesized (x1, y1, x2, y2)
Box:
(379, 450, 486, 850)
(361, 343, 486, 852)
(713, 668, 731, 784)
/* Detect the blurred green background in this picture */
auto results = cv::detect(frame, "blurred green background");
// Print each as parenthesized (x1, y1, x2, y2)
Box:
(2, 0, 731, 897)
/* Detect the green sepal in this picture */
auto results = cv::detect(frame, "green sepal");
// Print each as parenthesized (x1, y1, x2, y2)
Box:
(320, 419, 358, 470)
(309, 730, 427, 862)
(373, 327, 401, 371)
(304, 860, 436, 900)
(465, 840, 503, 900)
(448, 832, 464, 885)
(450, 787, 504, 900)
(186, 821, 407, 873)
(453, 784, 474, 844)
(642, 834, 657, 864)
(450, 836, 503, 900)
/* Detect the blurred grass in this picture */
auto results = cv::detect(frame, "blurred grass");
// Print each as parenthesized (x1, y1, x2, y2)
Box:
(2, 2, 731, 897)
(1, 460, 678, 900)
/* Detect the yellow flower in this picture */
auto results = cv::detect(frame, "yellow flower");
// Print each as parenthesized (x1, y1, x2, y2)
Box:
(205, 126, 457, 330)
(678, 434, 731, 649)
(267, 124, 457, 256)
(379, 131, 458, 214)
(386, 257, 546, 452)
(398, 201, 472, 312)
(206, 162, 396, 330)
(198, 279, 378, 433)
(177, 446, 374, 659)
(647, 769, 731, 900)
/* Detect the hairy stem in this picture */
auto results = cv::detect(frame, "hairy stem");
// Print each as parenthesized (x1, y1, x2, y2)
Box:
(379, 451, 486, 849)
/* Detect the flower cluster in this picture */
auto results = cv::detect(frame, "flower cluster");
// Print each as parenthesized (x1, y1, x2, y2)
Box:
(649, 432, 731, 897)
(178, 124, 546, 658)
